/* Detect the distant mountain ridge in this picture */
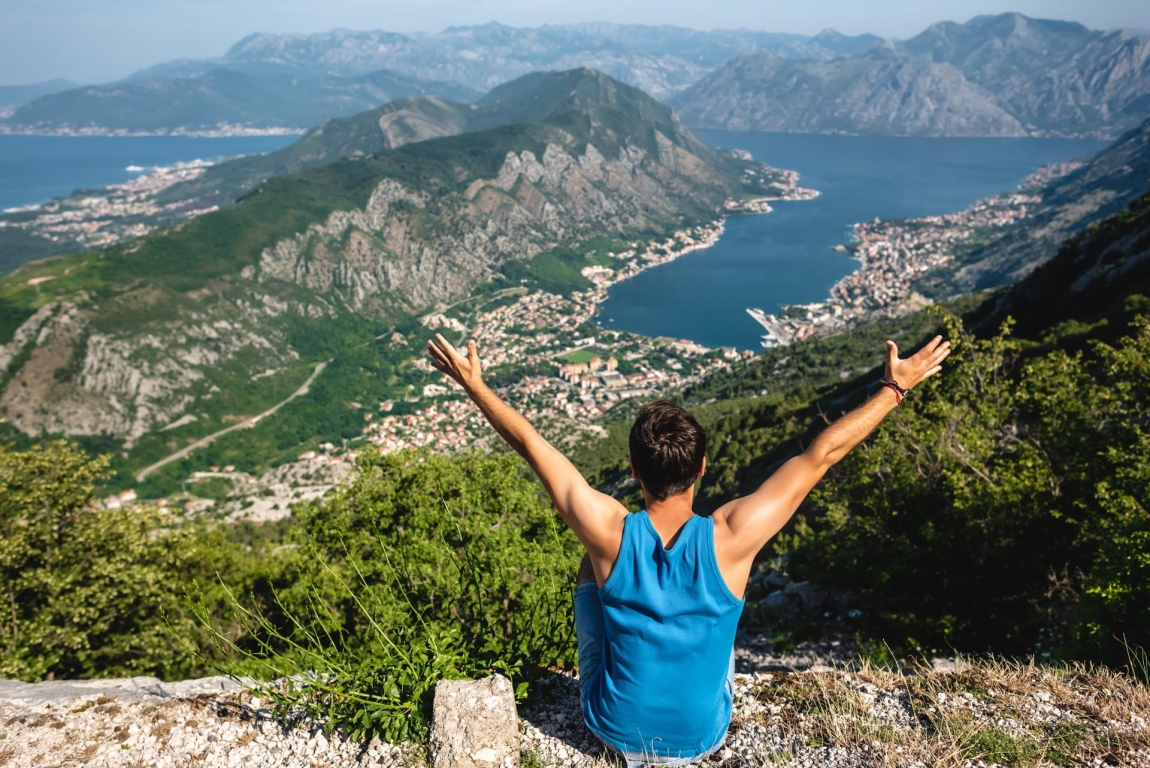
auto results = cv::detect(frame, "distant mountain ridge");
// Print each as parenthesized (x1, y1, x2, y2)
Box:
(671, 13, 1150, 138)
(669, 45, 1026, 136)
(1, 67, 479, 135)
(0, 80, 78, 118)
(0, 23, 880, 135)
(220, 23, 882, 96)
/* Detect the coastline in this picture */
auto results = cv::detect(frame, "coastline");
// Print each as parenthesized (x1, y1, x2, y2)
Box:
(0, 126, 306, 138)
(745, 161, 1085, 348)
(0, 159, 222, 255)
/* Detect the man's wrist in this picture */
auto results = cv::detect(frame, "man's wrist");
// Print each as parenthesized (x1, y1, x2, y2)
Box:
(463, 378, 489, 399)
(878, 379, 906, 406)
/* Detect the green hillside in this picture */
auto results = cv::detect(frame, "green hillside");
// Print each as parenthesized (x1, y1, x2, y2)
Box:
(0, 69, 781, 487)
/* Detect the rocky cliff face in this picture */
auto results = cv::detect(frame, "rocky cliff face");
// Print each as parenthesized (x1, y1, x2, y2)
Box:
(0, 294, 301, 444)
(255, 134, 721, 315)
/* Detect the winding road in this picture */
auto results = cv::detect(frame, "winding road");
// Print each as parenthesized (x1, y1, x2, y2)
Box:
(135, 360, 330, 482)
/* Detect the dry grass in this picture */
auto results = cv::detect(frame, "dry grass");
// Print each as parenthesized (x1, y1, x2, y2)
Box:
(150, 719, 173, 740)
(68, 694, 116, 714)
(742, 657, 1150, 767)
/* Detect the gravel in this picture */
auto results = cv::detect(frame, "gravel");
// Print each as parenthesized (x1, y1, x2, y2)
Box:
(3, 640, 1147, 768)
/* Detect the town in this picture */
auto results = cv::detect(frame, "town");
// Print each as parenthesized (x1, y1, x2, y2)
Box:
(364, 222, 755, 456)
(747, 163, 1080, 347)
(0, 159, 219, 250)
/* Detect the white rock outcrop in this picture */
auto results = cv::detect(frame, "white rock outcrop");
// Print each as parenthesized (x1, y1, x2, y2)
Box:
(429, 674, 519, 768)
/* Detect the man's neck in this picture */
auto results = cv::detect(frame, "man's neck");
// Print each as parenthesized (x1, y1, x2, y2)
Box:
(644, 492, 696, 549)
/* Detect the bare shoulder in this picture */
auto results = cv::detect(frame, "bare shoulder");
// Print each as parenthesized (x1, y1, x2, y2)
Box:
(709, 503, 741, 552)
(566, 485, 629, 555)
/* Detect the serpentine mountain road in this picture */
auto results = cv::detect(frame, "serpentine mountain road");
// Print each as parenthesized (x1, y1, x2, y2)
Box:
(135, 360, 330, 483)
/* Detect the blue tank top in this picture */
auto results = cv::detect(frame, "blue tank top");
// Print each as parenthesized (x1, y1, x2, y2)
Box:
(582, 510, 745, 758)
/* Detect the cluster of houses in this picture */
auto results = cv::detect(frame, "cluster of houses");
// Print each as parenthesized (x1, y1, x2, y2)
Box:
(557, 353, 624, 389)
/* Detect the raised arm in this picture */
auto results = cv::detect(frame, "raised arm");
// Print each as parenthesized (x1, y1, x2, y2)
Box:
(427, 334, 627, 564)
(712, 335, 951, 593)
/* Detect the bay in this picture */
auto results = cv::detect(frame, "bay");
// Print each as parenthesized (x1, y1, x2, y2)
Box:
(0, 134, 297, 212)
(597, 132, 1110, 350)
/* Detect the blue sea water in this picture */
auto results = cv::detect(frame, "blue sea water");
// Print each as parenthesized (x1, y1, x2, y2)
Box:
(598, 131, 1110, 350)
(0, 134, 297, 212)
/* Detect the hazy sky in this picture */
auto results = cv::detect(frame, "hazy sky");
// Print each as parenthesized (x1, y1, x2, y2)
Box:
(3, 0, 1148, 85)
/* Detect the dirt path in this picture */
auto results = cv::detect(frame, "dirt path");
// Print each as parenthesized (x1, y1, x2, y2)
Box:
(135, 360, 329, 482)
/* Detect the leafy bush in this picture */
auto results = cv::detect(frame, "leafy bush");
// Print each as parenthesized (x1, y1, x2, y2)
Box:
(0, 441, 195, 679)
(778, 312, 1150, 663)
(0, 439, 301, 681)
(198, 449, 581, 742)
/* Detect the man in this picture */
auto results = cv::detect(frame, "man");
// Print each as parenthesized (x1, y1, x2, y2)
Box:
(427, 333, 950, 766)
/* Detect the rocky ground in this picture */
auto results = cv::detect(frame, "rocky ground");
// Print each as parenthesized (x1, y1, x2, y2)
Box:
(2, 641, 1148, 768)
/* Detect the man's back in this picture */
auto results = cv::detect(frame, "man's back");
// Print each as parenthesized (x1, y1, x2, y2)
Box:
(428, 332, 950, 765)
(578, 510, 743, 760)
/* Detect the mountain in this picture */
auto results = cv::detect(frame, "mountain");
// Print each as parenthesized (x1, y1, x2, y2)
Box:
(671, 13, 1150, 138)
(0, 70, 777, 447)
(153, 71, 650, 208)
(0, 80, 77, 115)
(10, 68, 718, 249)
(901, 13, 1150, 136)
(974, 190, 1150, 339)
(0, 70, 724, 274)
(0, 23, 885, 135)
(788, 29, 885, 60)
(0, 67, 479, 135)
(669, 45, 1025, 136)
(950, 116, 1150, 288)
(222, 24, 883, 98)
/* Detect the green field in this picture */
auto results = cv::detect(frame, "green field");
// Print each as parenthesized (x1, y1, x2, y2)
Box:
(558, 346, 610, 364)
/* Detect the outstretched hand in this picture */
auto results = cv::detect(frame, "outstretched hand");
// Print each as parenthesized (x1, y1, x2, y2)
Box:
(885, 335, 951, 390)
(427, 333, 484, 392)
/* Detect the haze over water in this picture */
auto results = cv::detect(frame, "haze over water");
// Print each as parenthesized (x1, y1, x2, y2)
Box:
(598, 131, 1109, 350)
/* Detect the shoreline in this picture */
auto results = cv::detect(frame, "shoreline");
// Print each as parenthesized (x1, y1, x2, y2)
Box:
(586, 182, 822, 348)
(746, 160, 1086, 348)
(0, 126, 306, 138)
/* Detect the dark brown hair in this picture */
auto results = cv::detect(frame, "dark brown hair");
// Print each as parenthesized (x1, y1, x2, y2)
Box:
(629, 400, 707, 501)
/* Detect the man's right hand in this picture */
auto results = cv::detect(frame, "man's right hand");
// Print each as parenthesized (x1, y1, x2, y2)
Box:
(885, 335, 951, 390)
(428, 334, 485, 392)
(427, 333, 626, 585)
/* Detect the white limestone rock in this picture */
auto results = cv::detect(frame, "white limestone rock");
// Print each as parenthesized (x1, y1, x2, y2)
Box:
(429, 674, 518, 768)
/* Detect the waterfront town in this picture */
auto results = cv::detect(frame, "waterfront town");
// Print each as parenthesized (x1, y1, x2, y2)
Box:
(747, 163, 1080, 347)
(0, 159, 219, 250)
(363, 222, 754, 456)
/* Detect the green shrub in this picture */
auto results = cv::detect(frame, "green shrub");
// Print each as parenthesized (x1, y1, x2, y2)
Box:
(778, 312, 1150, 662)
(0, 439, 301, 681)
(0, 441, 193, 679)
(197, 449, 581, 742)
